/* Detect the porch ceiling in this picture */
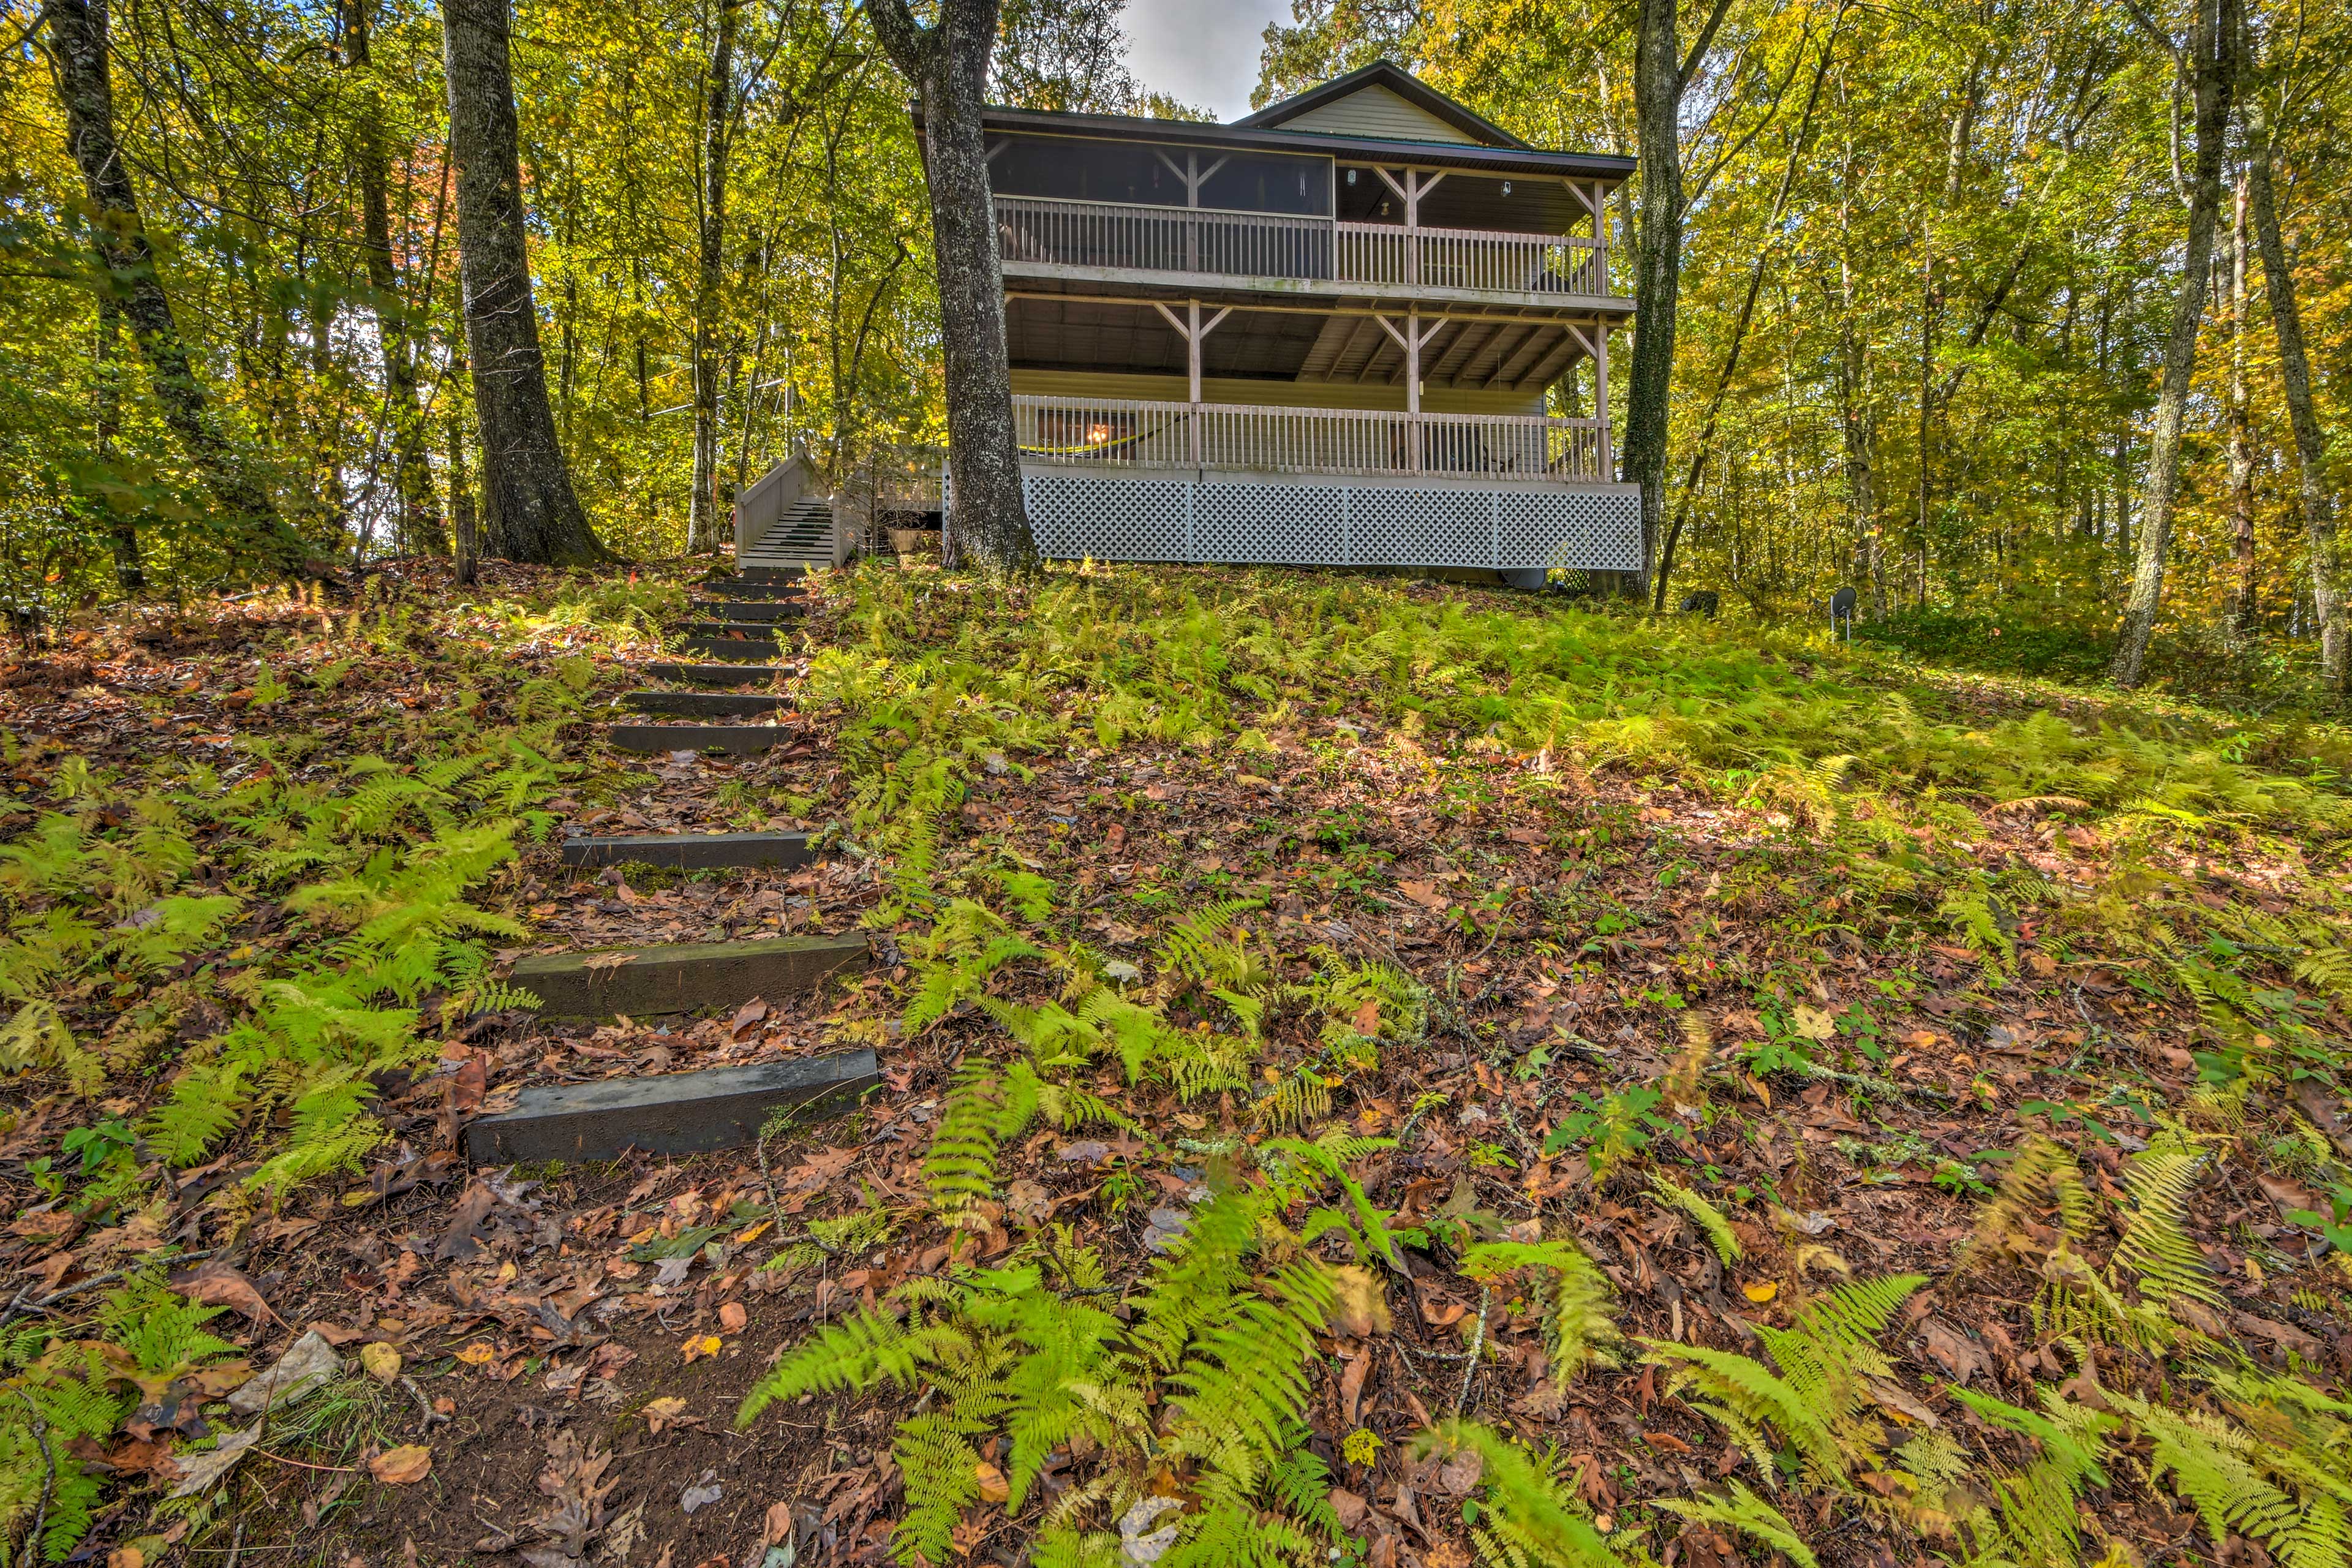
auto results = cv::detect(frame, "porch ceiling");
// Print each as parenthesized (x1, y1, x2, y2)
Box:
(1007, 293, 1591, 394)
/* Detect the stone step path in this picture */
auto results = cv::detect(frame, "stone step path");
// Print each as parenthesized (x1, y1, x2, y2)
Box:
(609, 722, 804, 755)
(511, 932, 869, 1017)
(622, 689, 792, 718)
(561, 829, 815, 870)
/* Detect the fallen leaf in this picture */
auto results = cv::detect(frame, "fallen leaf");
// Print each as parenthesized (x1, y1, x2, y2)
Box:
(1741, 1281, 1779, 1304)
(680, 1468, 723, 1515)
(974, 1461, 1011, 1505)
(1915, 1317, 1988, 1385)
(370, 1445, 433, 1485)
(1396, 880, 1450, 912)
(167, 1427, 259, 1499)
(718, 1302, 748, 1333)
(581, 952, 638, 974)
(170, 1261, 280, 1325)
(729, 998, 769, 1038)
(642, 1396, 695, 1434)
(1436, 1447, 1484, 1496)
(358, 1343, 402, 1384)
(1790, 1005, 1836, 1041)
(227, 1330, 344, 1417)
(455, 1341, 500, 1366)
(682, 1335, 723, 1363)
(1327, 1267, 1390, 1340)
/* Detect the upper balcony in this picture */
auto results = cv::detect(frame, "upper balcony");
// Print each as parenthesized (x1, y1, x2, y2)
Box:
(993, 195, 1616, 309)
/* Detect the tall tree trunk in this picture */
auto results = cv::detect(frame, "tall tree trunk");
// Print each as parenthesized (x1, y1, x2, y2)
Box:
(349, 0, 446, 557)
(1653, 13, 1842, 612)
(1622, 0, 1690, 598)
(93, 297, 144, 591)
(867, 0, 1035, 575)
(2242, 43, 2344, 696)
(2111, 0, 2236, 687)
(448, 335, 480, 586)
(2225, 171, 2257, 641)
(440, 0, 607, 565)
(42, 0, 307, 573)
(689, 0, 741, 555)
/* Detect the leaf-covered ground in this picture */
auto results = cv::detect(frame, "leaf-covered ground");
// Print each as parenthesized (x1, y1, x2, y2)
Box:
(6, 561, 2352, 1568)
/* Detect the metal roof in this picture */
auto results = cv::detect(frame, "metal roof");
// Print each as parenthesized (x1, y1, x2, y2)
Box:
(967, 107, 1636, 184)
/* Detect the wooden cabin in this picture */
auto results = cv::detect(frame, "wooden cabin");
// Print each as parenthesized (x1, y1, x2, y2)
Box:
(737, 62, 1639, 580)
(988, 61, 1638, 582)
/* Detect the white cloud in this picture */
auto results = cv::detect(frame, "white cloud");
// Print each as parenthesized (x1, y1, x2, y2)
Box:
(1122, 0, 1294, 121)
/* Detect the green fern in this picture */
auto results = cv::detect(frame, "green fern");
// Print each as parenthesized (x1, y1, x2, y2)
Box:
(1655, 1482, 1818, 1568)
(1648, 1174, 1742, 1265)
(1457, 1239, 1621, 1383)
(2111, 1137, 2220, 1307)
(1413, 1420, 1614, 1568)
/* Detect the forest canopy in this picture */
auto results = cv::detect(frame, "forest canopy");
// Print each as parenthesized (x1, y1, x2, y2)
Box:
(3, 0, 2348, 696)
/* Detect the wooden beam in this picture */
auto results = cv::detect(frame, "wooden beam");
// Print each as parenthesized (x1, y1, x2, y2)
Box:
(1001, 290, 1620, 328)
(1488, 323, 1553, 388)
(1432, 319, 1499, 384)
(1520, 333, 1583, 391)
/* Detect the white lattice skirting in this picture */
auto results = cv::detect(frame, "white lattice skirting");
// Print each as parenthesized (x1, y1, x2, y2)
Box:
(1020, 467, 1642, 572)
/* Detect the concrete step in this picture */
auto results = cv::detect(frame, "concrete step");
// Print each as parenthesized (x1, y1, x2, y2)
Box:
(642, 662, 787, 686)
(608, 722, 804, 755)
(622, 689, 793, 718)
(464, 1049, 878, 1163)
(510, 932, 868, 1017)
(560, 830, 816, 870)
(675, 635, 782, 662)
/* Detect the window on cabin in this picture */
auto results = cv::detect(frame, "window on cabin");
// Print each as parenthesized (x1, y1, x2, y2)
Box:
(990, 140, 1184, 206)
(1195, 155, 1330, 216)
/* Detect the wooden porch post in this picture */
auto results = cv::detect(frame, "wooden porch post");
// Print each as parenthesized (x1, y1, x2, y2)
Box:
(1594, 318, 1613, 480)
(1154, 298, 1229, 471)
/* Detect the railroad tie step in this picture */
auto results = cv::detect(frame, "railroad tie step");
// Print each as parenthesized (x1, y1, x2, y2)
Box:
(642, 662, 787, 686)
(463, 1048, 879, 1163)
(607, 722, 803, 755)
(510, 932, 868, 1018)
(622, 689, 792, 718)
(675, 635, 782, 662)
(697, 578, 805, 600)
(677, 620, 785, 638)
(560, 830, 816, 871)
(689, 600, 802, 624)
(736, 565, 809, 582)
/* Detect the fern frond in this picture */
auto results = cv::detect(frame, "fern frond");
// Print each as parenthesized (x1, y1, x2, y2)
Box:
(1648, 1175, 1741, 1265)
(2113, 1139, 2219, 1307)
(1655, 1483, 1818, 1568)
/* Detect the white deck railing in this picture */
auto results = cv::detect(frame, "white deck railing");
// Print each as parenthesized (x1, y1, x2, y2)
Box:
(1013, 395, 1608, 481)
(994, 195, 1605, 297)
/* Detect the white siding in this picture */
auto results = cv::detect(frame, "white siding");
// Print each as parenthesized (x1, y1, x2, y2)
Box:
(1277, 85, 1480, 145)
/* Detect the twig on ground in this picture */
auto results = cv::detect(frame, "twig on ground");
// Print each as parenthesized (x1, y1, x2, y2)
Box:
(1455, 1287, 1491, 1414)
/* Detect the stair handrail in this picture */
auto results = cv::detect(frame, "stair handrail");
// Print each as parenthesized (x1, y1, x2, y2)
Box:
(734, 455, 813, 559)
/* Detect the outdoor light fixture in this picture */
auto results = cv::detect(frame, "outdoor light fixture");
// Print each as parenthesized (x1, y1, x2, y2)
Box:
(1502, 181, 1512, 195)
(1346, 168, 1357, 184)
(1088, 423, 1112, 443)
